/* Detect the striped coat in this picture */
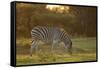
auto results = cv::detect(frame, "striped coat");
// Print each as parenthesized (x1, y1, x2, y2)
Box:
(30, 26, 72, 56)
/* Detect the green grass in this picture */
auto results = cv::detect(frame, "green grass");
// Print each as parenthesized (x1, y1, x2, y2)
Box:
(16, 37, 97, 65)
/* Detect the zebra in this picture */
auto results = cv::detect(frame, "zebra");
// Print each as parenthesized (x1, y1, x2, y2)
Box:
(30, 26, 72, 56)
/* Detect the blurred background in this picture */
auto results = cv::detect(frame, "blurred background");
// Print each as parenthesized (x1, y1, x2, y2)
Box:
(16, 3, 97, 38)
(16, 3, 97, 65)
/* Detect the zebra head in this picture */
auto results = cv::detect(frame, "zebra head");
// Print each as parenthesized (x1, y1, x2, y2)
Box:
(63, 38, 72, 55)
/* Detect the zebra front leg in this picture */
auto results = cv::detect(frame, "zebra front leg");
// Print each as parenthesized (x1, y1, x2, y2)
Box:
(51, 40, 58, 53)
(51, 41, 55, 53)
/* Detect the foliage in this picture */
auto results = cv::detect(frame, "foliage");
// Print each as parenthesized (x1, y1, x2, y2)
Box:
(16, 3, 97, 38)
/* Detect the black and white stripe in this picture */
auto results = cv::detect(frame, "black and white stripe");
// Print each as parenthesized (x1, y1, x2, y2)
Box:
(30, 26, 72, 56)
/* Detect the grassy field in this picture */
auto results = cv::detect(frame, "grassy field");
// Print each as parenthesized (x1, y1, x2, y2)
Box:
(16, 37, 97, 65)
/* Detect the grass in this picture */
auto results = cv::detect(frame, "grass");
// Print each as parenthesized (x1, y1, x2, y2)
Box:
(16, 37, 97, 65)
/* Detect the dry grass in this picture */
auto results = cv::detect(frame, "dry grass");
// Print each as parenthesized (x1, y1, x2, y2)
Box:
(16, 37, 96, 65)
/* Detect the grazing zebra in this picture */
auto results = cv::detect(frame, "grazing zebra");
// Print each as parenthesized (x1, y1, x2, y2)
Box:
(30, 26, 72, 56)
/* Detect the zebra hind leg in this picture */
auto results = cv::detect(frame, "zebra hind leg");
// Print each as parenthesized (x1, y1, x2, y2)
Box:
(35, 43, 38, 54)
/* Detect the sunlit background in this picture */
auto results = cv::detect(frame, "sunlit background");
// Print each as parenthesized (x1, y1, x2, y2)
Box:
(16, 3, 97, 65)
(46, 5, 70, 13)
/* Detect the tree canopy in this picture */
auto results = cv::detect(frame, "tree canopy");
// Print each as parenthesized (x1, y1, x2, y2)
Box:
(16, 3, 97, 38)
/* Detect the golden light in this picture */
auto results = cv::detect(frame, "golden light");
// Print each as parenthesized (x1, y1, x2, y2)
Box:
(60, 7, 64, 10)
(46, 5, 60, 10)
(46, 5, 70, 13)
